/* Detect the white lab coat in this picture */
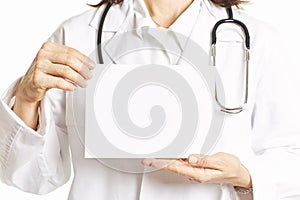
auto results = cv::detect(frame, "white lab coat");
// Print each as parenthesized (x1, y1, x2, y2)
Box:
(1, 0, 300, 199)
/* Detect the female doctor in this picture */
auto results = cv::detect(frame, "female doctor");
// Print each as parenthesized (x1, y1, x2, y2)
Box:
(0, 0, 300, 199)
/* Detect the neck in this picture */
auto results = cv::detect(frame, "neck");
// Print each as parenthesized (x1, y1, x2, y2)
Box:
(144, 0, 194, 28)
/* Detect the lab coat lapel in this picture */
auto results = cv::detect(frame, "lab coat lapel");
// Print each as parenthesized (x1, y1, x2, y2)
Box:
(97, 1, 173, 64)
(186, 0, 229, 56)
(95, 0, 208, 64)
(87, 0, 234, 63)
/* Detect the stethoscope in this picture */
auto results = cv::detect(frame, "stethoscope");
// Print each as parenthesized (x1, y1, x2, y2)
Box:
(97, 2, 250, 114)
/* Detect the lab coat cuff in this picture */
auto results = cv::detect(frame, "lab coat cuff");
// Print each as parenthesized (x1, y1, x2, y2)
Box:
(0, 78, 50, 135)
(242, 154, 276, 200)
(0, 79, 48, 176)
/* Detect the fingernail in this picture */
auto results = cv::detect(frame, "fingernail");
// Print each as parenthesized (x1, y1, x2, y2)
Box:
(83, 59, 96, 70)
(88, 60, 96, 69)
(142, 159, 152, 166)
(87, 71, 93, 79)
(81, 80, 88, 88)
(189, 156, 198, 164)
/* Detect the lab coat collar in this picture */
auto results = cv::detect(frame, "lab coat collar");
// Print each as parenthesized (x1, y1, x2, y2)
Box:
(130, 0, 204, 56)
(89, 0, 131, 31)
(88, 0, 231, 63)
(88, 0, 228, 32)
(133, 0, 157, 29)
(203, 0, 229, 19)
(132, 0, 202, 31)
(166, 0, 203, 37)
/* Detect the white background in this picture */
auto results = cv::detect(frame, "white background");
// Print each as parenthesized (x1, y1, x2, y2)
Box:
(0, 0, 299, 199)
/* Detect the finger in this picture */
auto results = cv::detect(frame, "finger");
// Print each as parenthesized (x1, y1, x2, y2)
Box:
(164, 161, 223, 183)
(43, 63, 87, 88)
(38, 73, 76, 91)
(188, 154, 223, 170)
(142, 158, 178, 169)
(142, 159, 194, 175)
(143, 159, 222, 183)
(188, 178, 202, 184)
(42, 42, 96, 69)
(46, 52, 93, 80)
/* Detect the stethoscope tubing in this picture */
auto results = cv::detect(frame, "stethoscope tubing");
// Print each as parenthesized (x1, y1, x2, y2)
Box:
(96, 3, 250, 114)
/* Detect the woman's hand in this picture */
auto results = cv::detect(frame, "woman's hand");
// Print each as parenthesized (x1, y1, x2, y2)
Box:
(142, 152, 252, 189)
(13, 42, 95, 129)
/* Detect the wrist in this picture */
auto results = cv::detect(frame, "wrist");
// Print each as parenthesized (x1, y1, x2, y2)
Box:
(237, 164, 252, 189)
(13, 96, 40, 130)
(14, 96, 39, 108)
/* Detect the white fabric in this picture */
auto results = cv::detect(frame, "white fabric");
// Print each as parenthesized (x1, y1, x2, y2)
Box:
(1, 0, 300, 199)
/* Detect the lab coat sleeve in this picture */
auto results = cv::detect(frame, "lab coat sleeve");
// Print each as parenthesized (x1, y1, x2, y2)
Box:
(0, 26, 71, 195)
(248, 27, 300, 199)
